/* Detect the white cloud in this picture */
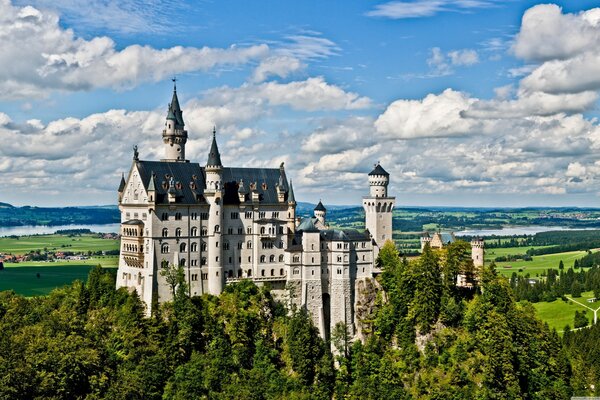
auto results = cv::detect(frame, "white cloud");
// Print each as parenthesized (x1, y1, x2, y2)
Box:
(512, 4, 600, 96)
(251, 55, 305, 83)
(0, 0, 269, 99)
(375, 89, 478, 138)
(426, 47, 479, 76)
(513, 4, 600, 62)
(205, 77, 372, 112)
(366, 0, 495, 19)
(17, 0, 184, 35)
(448, 49, 479, 66)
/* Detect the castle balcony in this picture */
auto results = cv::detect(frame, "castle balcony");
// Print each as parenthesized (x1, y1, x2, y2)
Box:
(260, 233, 277, 240)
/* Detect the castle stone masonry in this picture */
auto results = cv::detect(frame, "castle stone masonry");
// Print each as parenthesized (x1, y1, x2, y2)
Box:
(116, 86, 481, 339)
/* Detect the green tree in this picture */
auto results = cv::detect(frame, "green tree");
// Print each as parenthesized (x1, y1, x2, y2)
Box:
(160, 262, 186, 299)
(574, 310, 588, 329)
(407, 244, 442, 333)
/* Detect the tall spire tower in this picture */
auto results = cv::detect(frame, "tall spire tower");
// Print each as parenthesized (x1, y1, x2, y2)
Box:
(162, 78, 188, 162)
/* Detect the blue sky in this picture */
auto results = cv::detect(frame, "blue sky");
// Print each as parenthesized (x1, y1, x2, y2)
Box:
(2, 0, 600, 207)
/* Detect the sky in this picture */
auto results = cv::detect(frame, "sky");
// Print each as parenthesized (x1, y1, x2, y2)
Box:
(2, 0, 600, 207)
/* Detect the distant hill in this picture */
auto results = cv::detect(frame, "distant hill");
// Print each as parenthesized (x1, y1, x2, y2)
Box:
(0, 205, 119, 227)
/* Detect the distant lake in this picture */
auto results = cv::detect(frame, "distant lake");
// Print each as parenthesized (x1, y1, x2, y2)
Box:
(455, 225, 597, 237)
(0, 223, 121, 237)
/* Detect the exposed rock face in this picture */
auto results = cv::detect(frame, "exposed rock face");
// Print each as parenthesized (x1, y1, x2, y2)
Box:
(354, 277, 381, 341)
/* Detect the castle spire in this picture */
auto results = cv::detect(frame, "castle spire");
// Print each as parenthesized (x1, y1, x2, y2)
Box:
(162, 81, 188, 162)
(288, 179, 296, 203)
(207, 127, 222, 167)
(118, 173, 126, 192)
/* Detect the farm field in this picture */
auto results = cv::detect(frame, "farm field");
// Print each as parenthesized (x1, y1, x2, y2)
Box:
(7, 256, 119, 268)
(532, 291, 599, 332)
(0, 265, 117, 296)
(492, 250, 590, 277)
(0, 234, 119, 255)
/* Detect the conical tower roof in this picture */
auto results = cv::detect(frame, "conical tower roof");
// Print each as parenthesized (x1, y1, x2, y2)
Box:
(314, 200, 326, 212)
(288, 179, 296, 203)
(166, 81, 185, 128)
(207, 127, 222, 167)
(118, 173, 126, 192)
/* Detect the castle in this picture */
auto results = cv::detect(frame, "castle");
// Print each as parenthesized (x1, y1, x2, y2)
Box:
(115, 85, 394, 338)
(116, 85, 479, 338)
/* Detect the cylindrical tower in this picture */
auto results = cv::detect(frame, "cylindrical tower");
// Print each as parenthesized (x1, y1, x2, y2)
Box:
(471, 237, 485, 268)
(205, 128, 224, 295)
(368, 162, 389, 197)
(162, 82, 188, 162)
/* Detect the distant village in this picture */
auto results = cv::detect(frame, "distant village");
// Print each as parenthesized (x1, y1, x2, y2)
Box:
(0, 232, 119, 266)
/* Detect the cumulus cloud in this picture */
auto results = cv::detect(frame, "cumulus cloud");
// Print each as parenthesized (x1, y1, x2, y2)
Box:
(251, 55, 305, 83)
(375, 89, 478, 138)
(204, 77, 372, 112)
(513, 4, 600, 96)
(0, 1, 268, 99)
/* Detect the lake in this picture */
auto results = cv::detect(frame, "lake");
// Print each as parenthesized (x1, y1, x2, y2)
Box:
(455, 225, 597, 237)
(0, 223, 121, 237)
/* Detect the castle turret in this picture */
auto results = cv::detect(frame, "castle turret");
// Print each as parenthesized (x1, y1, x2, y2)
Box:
(118, 173, 126, 203)
(420, 232, 432, 251)
(471, 237, 484, 268)
(162, 81, 188, 162)
(205, 128, 224, 295)
(362, 162, 395, 259)
(287, 179, 296, 235)
(314, 200, 326, 226)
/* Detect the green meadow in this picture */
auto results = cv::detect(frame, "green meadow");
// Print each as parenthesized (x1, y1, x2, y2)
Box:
(0, 234, 119, 255)
(0, 265, 116, 297)
(484, 246, 591, 277)
(532, 291, 600, 332)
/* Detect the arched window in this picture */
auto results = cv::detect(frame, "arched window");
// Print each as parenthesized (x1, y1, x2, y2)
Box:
(175, 212, 182, 220)
(280, 268, 284, 275)
(191, 242, 197, 252)
(270, 269, 274, 276)
(247, 269, 252, 277)
(201, 257, 207, 265)
(161, 243, 169, 253)
(180, 242, 186, 252)
(279, 254, 284, 262)
(175, 228, 181, 237)
(201, 242, 207, 251)
(260, 227, 266, 234)
(215, 225, 220, 233)
(191, 227, 198, 236)
(260, 255, 266, 263)
(269, 255, 275, 263)
(247, 240, 252, 249)
(179, 258, 186, 267)
(162, 228, 168, 237)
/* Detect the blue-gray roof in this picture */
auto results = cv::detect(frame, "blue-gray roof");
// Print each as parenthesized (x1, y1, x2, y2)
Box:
(297, 217, 319, 232)
(132, 160, 291, 205)
(321, 229, 370, 242)
(369, 163, 389, 176)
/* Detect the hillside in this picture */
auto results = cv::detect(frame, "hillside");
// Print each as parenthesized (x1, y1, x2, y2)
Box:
(0, 205, 119, 227)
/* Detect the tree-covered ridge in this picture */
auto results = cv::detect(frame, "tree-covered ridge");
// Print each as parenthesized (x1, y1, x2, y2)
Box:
(0, 206, 119, 227)
(0, 242, 596, 399)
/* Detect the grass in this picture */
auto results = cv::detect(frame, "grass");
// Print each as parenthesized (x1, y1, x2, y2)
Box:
(492, 250, 590, 277)
(0, 265, 116, 296)
(6, 256, 119, 268)
(532, 290, 599, 332)
(0, 234, 119, 255)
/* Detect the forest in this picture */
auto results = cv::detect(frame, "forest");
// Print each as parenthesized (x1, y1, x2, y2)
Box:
(0, 242, 598, 399)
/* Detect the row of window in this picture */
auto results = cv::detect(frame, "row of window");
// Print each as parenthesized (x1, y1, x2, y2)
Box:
(156, 211, 287, 221)
(125, 212, 147, 220)
(160, 225, 286, 238)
